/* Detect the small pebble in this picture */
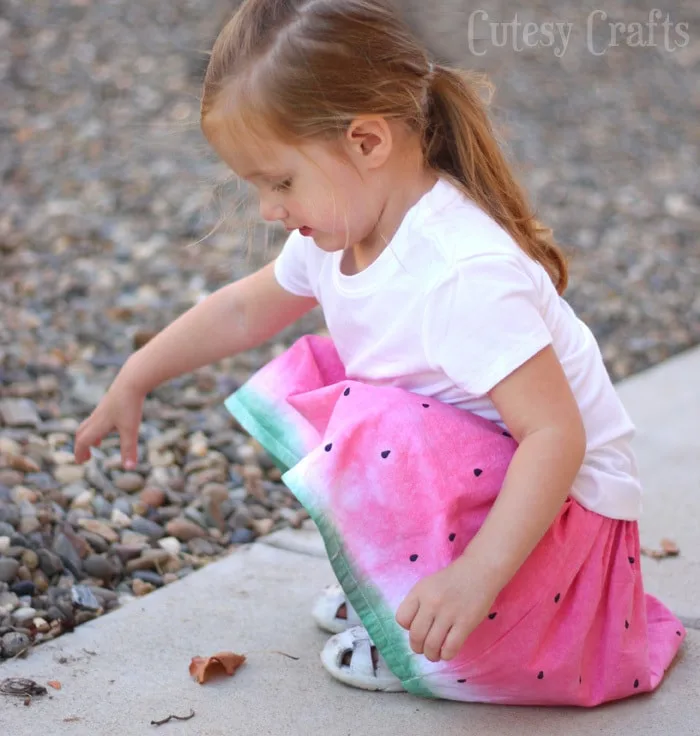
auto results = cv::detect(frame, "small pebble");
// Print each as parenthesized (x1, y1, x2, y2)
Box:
(139, 487, 166, 508)
(1, 631, 31, 657)
(132, 579, 155, 597)
(132, 570, 163, 587)
(83, 555, 117, 580)
(10, 581, 35, 597)
(11, 606, 37, 625)
(165, 518, 207, 542)
(130, 516, 165, 540)
(114, 473, 145, 493)
(71, 585, 101, 611)
(0, 558, 20, 583)
(157, 536, 181, 556)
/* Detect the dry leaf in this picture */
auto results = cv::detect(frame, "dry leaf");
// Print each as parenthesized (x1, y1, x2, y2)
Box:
(660, 538, 680, 556)
(641, 538, 681, 560)
(47, 681, 62, 690)
(189, 652, 246, 684)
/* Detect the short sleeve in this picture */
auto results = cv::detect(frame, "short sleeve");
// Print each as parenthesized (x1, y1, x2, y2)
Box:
(273, 230, 316, 298)
(423, 254, 553, 396)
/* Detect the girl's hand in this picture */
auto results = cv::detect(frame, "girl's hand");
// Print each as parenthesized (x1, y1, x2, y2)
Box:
(395, 556, 500, 662)
(73, 371, 146, 470)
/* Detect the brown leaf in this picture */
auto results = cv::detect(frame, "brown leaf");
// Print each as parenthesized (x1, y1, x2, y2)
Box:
(188, 652, 246, 684)
(660, 538, 680, 556)
(47, 681, 62, 690)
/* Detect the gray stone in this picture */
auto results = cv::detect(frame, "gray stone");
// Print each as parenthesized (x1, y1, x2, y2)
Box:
(0, 399, 41, 428)
(92, 495, 113, 519)
(0, 558, 20, 583)
(71, 584, 101, 611)
(130, 516, 165, 541)
(53, 533, 83, 576)
(131, 570, 163, 587)
(113, 497, 133, 516)
(1, 631, 31, 657)
(85, 463, 117, 495)
(79, 531, 110, 554)
(114, 472, 145, 493)
(38, 549, 64, 577)
(11, 606, 37, 625)
(0, 505, 20, 527)
(229, 528, 255, 545)
(187, 538, 218, 557)
(83, 555, 117, 580)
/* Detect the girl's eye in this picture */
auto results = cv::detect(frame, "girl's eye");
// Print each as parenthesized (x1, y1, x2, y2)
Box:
(272, 178, 292, 192)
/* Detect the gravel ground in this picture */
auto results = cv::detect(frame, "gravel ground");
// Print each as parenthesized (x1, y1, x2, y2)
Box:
(1, 0, 698, 660)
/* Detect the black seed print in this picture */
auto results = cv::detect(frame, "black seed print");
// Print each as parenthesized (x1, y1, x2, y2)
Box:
(410, 554, 419, 562)
(488, 612, 497, 620)
(457, 679, 466, 683)
(625, 620, 629, 629)
(473, 468, 483, 477)
(449, 533, 456, 542)
(554, 593, 561, 603)
(579, 676, 582, 684)
(503, 431, 512, 438)
(537, 671, 544, 680)
(422, 403, 430, 408)
(324, 443, 333, 452)
(633, 679, 639, 689)
(381, 450, 391, 459)
(628, 556, 635, 564)
(677, 630, 682, 636)
(343, 387, 350, 396)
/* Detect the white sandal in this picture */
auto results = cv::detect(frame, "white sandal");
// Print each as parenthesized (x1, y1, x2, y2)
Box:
(320, 626, 404, 692)
(312, 583, 362, 634)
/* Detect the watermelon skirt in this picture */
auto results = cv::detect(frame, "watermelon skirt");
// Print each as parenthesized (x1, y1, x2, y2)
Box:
(225, 335, 684, 706)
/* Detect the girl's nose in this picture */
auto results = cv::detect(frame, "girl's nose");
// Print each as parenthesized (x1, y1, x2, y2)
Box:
(259, 196, 287, 223)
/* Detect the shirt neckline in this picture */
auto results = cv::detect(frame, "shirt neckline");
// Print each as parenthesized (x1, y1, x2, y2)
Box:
(331, 178, 452, 297)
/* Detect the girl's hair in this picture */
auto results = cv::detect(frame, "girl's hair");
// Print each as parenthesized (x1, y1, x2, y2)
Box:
(201, 0, 568, 293)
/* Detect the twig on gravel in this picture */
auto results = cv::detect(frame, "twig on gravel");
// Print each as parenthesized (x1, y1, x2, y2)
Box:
(150, 709, 196, 726)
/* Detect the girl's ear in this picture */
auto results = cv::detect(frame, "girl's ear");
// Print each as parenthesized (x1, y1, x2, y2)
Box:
(345, 116, 392, 170)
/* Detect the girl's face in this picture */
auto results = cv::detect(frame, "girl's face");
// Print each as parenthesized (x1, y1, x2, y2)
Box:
(204, 120, 383, 253)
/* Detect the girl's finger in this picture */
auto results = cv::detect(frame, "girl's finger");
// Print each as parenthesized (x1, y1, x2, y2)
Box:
(118, 426, 139, 470)
(440, 619, 470, 661)
(408, 608, 435, 655)
(74, 420, 107, 463)
(395, 592, 420, 630)
(423, 616, 453, 662)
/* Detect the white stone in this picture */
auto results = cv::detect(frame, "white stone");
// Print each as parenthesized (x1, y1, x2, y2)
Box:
(11, 607, 37, 624)
(157, 536, 182, 556)
(111, 509, 132, 529)
(71, 489, 95, 509)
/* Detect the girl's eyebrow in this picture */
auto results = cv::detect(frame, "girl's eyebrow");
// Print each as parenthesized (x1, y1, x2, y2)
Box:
(241, 169, 287, 182)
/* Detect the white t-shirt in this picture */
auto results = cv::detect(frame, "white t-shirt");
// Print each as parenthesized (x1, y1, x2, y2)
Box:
(274, 178, 642, 520)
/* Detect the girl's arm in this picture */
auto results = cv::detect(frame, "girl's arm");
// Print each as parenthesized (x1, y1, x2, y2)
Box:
(396, 345, 586, 662)
(458, 344, 586, 585)
(74, 261, 317, 465)
(123, 260, 317, 395)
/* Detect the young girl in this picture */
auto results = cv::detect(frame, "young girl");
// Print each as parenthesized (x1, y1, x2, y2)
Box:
(74, 0, 684, 705)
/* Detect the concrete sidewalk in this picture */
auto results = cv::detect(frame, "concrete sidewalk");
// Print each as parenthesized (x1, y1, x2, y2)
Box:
(2, 347, 699, 736)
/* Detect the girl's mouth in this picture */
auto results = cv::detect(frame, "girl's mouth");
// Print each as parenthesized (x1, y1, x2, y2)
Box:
(299, 226, 313, 237)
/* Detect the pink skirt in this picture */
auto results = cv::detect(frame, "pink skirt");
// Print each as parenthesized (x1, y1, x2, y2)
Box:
(225, 335, 684, 706)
